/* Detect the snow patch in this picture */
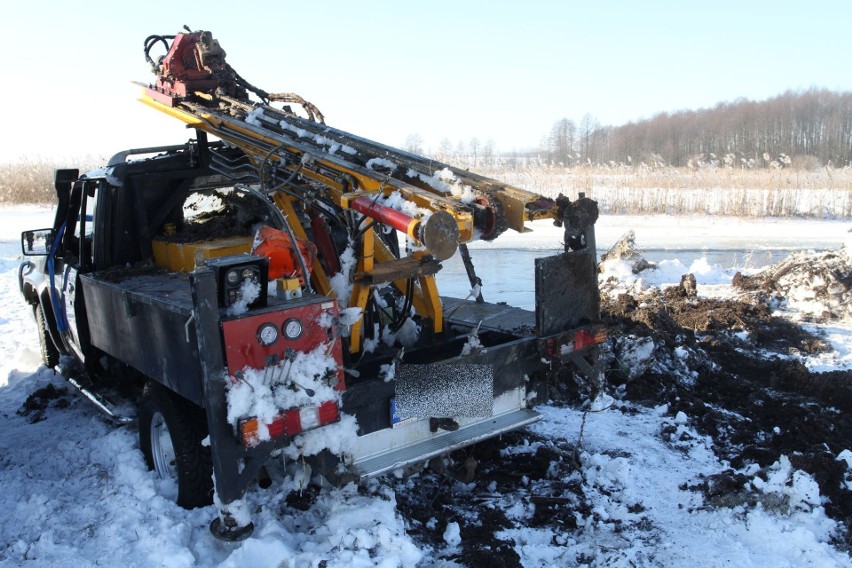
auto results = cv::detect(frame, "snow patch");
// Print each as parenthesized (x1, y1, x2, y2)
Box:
(225, 278, 261, 317)
(442, 521, 461, 547)
(226, 346, 341, 433)
(406, 167, 476, 204)
(366, 157, 398, 172)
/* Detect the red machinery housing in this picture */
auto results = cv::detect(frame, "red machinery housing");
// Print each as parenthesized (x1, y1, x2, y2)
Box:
(145, 31, 245, 106)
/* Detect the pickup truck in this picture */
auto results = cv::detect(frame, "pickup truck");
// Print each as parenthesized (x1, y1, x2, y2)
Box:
(19, 131, 604, 540)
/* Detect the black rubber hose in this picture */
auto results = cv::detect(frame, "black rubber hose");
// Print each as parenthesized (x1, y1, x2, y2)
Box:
(143, 34, 175, 70)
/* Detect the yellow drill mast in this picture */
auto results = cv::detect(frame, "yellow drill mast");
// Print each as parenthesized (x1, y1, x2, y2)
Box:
(139, 29, 562, 352)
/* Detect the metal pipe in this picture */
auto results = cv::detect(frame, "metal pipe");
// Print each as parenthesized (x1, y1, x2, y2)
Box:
(349, 195, 420, 240)
(348, 195, 460, 261)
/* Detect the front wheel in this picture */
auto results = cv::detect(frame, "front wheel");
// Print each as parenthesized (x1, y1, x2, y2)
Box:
(138, 381, 213, 508)
(34, 303, 59, 369)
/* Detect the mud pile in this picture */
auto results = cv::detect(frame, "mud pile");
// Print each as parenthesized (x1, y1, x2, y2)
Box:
(601, 236, 852, 532)
(393, 235, 852, 562)
(733, 243, 852, 322)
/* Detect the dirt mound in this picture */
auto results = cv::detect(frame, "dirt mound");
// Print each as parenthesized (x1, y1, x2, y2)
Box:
(17, 384, 70, 423)
(392, 239, 852, 561)
(599, 243, 852, 548)
(392, 430, 594, 567)
(733, 246, 852, 322)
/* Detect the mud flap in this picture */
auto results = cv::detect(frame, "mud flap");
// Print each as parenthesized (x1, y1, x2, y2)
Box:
(535, 251, 599, 336)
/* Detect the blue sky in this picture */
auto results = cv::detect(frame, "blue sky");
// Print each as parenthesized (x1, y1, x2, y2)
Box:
(1, 0, 850, 162)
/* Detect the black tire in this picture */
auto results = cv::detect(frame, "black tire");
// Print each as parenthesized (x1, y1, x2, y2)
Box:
(34, 303, 59, 369)
(138, 381, 213, 508)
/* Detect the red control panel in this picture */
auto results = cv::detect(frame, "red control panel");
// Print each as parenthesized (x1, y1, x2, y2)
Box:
(221, 296, 344, 388)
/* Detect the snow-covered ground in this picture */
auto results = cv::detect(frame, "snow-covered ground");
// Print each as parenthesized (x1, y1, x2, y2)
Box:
(0, 206, 850, 567)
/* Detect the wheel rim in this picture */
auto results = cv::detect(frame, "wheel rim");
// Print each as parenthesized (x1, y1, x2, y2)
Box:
(150, 411, 177, 481)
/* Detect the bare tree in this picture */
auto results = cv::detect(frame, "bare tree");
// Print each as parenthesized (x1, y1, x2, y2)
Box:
(578, 114, 599, 162)
(404, 133, 424, 155)
(437, 138, 453, 161)
(559, 89, 852, 167)
(455, 139, 467, 159)
(469, 137, 481, 166)
(547, 118, 577, 165)
(482, 138, 496, 166)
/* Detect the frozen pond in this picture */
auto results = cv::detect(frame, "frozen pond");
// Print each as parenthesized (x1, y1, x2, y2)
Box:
(437, 215, 851, 309)
(436, 247, 803, 311)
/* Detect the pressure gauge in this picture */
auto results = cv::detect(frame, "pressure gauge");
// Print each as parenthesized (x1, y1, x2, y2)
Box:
(283, 318, 303, 340)
(225, 269, 241, 286)
(257, 323, 279, 346)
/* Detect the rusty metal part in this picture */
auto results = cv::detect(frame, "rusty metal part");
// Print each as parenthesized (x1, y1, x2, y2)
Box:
(471, 188, 509, 240)
(535, 251, 600, 335)
(266, 92, 325, 124)
(556, 194, 599, 238)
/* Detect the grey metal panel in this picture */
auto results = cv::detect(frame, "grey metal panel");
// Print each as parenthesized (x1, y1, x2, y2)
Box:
(80, 272, 205, 404)
(534, 251, 598, 336)
(395, 364, 494, 420)
(82, 272, 195, 313)
(442, 297, 535, 334)
(342, 310, 546, 436)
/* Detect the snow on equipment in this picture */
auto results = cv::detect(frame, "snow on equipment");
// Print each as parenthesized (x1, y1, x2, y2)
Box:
(18, 28, 606, 540)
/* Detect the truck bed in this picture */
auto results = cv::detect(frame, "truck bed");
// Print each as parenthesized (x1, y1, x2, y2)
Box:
(441, 297, 536, 335)
(81, 270, 203, 403)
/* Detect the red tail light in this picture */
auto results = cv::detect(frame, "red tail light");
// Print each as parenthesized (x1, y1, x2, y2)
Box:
(551, 327, 607, 359)
(574, 328, 606, 351)
(239, 401, 341, 447)
(317, 400, 340, 424)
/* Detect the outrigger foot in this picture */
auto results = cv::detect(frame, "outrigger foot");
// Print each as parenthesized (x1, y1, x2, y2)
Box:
(210, 514, 254, 542)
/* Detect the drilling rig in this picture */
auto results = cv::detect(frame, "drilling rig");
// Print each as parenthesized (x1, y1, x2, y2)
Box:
(18, 28, 605, 539)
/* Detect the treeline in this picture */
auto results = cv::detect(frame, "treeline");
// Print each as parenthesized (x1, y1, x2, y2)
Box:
(543, 88, 852, 168)
(2, 155, 849, 216)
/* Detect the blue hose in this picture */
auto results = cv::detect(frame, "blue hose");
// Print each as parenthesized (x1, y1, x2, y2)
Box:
(47, 222, 69, 333)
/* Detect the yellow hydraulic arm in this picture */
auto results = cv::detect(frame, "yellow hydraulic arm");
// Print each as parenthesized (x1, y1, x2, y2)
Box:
(138, 29, 561, 352)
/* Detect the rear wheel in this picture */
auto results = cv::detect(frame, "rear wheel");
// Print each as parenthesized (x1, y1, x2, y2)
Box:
(138, 381, 213, 508)
(34, 303, 59, 369)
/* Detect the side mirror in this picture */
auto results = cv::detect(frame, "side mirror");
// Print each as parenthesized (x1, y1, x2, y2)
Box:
(21, 229, 55, 256)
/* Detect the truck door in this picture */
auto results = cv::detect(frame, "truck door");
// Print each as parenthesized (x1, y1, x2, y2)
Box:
(61, 264, 82, 358)
(59, 179, 98, 360)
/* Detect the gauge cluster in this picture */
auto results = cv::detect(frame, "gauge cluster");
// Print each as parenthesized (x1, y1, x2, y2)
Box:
(204, 254, 270, 310)
(222, 296, 342, 381)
